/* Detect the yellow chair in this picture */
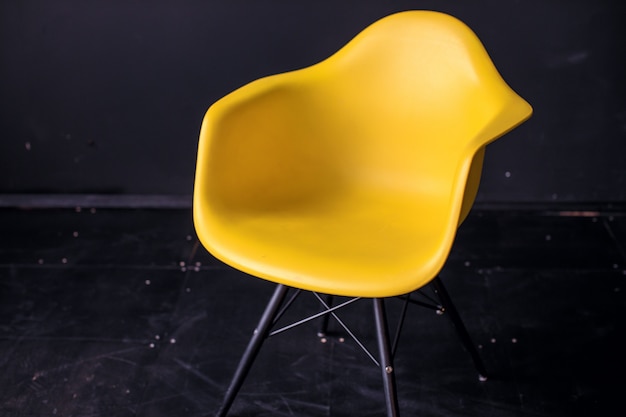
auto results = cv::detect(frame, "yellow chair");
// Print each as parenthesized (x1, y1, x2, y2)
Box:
(194, 10, 532, 417)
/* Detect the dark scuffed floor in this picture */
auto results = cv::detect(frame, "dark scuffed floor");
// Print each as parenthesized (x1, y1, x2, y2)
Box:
(1, 206, 625, 417)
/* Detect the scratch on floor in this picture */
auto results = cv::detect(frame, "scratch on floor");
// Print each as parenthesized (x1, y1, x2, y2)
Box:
(102, 354, 140, 366)
(173, 357, 222, 391)
(27, 345, 143, 381)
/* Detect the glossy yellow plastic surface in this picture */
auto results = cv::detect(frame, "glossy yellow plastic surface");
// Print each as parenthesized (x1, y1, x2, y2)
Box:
(194, 11, 532, 297)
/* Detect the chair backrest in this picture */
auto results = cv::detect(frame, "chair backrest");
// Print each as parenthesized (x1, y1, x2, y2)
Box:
(305, 10, 531, 224)
(196, 11, 531, 231)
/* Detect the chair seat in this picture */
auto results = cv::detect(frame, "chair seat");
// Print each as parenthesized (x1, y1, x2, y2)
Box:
(203, 186, 455, 298)
(194, 10, 532, 301)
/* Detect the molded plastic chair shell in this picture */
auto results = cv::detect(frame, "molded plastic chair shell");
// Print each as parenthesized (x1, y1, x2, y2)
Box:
(194, 10, 532, 298)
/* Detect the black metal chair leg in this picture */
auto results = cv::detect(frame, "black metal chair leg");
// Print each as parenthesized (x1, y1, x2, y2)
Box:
(373, 298, 400, 417)
(216, 284, 290, 417)
(317, 294, 334, 337)
(431, 276, 488, 381)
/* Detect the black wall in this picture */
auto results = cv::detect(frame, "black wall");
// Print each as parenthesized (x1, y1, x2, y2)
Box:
(1, 0, 625, 203)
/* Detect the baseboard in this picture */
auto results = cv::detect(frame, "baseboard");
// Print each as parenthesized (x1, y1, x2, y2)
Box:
(0, 194, 624, 213)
